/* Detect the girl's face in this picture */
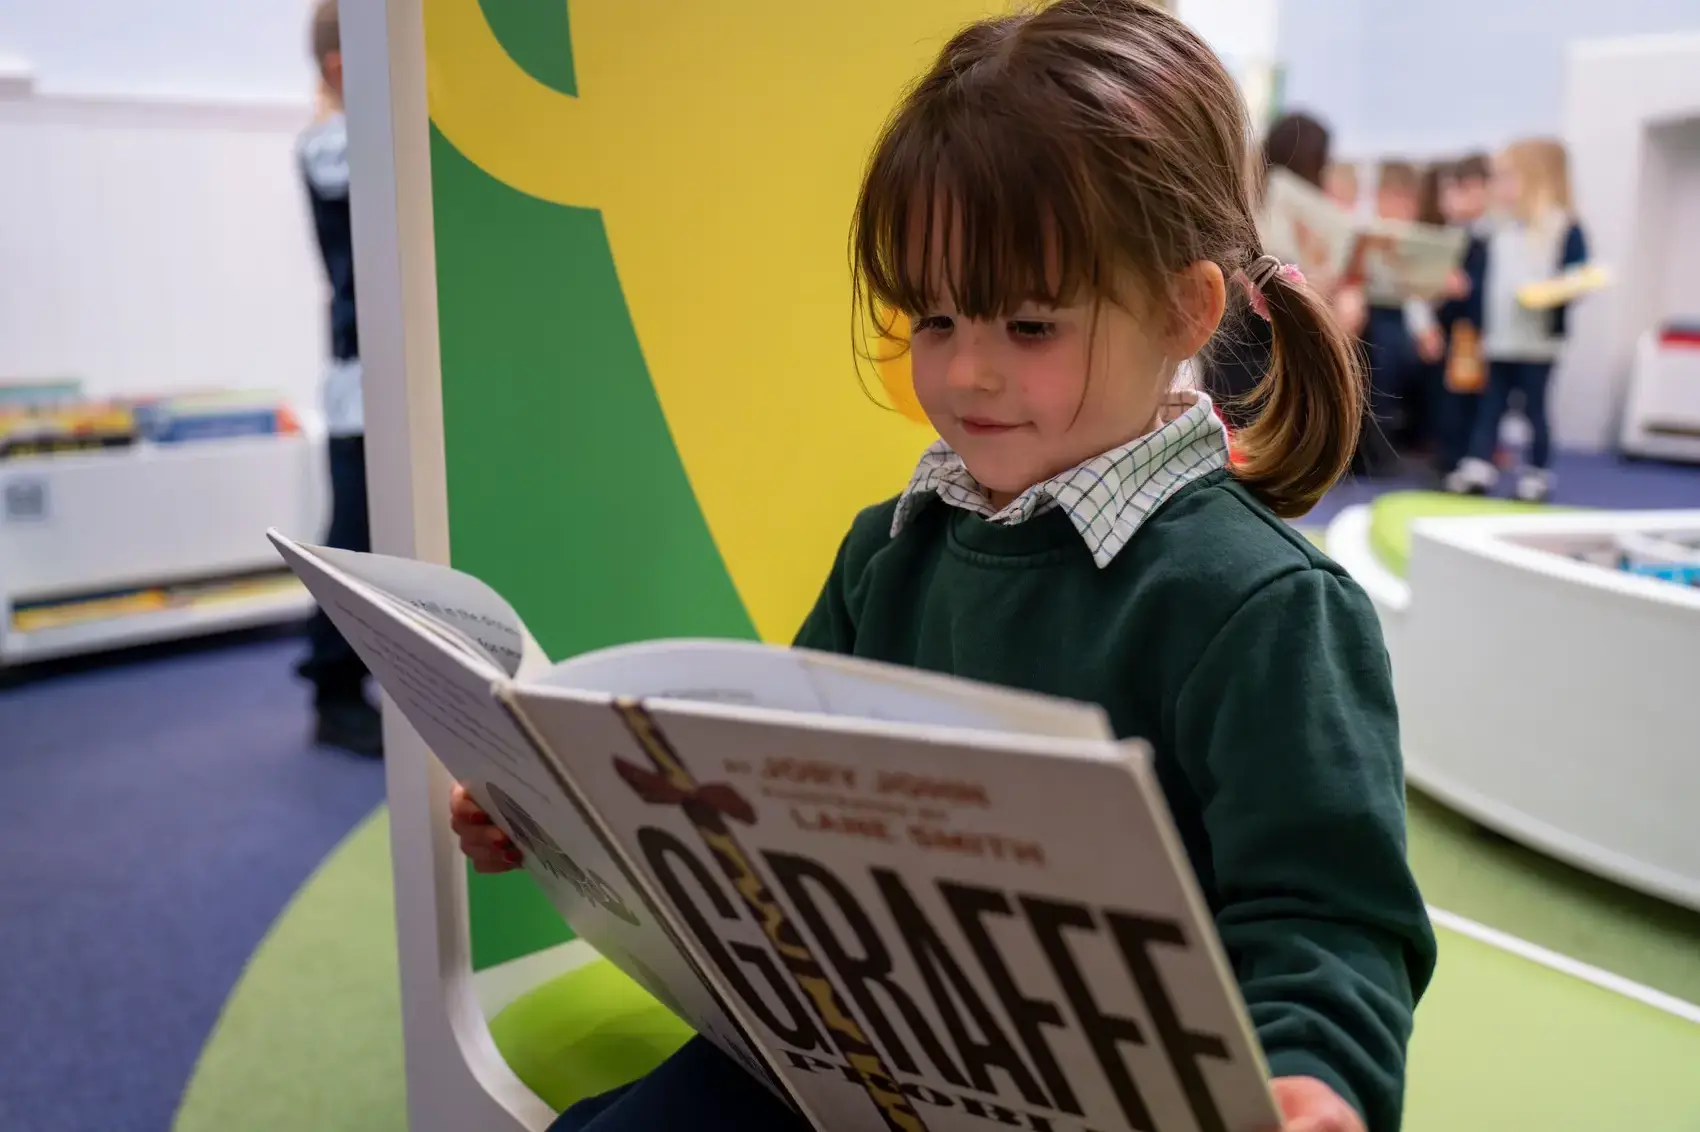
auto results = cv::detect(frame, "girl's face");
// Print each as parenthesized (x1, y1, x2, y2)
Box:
(1491, 154, 1522, 215)
(1324, 168, 1357, 210)
(908, 294, 1170, 507)
(899, 209, 1223, 508)
(1441, 176, 1487, 225)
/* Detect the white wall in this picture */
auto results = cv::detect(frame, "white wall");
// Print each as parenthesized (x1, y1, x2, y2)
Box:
(1562, 34, 1700, 450)
(0, 0, 328, 417)
(1178, 0, 1280, 68)
(1652, 122, 1700, 323)
(0, 95, 327, 417)
(1177, 0, 1283, 125)
(1279, 0, 1700, 156)
(0, 0, 316, 101)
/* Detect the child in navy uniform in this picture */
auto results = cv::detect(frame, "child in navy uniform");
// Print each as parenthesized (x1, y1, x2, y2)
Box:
(295, 0, 381, 757)
(1444, 139, 1588, 502)
(1358, 161, 1427, 476)
(1432, 154, 1492, 481)
(454, 3, 1435, 1130)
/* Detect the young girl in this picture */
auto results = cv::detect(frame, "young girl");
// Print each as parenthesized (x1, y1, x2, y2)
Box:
(1444, 139, 1588, 502)
(455, 3, 1435, 1130)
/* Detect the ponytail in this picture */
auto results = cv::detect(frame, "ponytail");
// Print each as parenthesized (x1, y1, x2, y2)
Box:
(1227, 268, 1366, 518)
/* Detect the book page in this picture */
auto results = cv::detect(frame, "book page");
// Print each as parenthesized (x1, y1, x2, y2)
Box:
(538, 639, 1111, 740)
(267, 534, 790, 1104)
(1258, 167, 1355, 286)
(275, 531, 548, 678)
(509, 686, 1279, 1132)
(1358, 219, 1468, 304)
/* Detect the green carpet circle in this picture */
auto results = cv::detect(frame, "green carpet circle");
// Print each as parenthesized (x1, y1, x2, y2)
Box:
(172, 808, 406, 1132)
(1367, 491, 1572, 578)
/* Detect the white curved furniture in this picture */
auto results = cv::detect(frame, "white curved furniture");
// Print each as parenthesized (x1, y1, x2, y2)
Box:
(1327, 506, 1700, 911)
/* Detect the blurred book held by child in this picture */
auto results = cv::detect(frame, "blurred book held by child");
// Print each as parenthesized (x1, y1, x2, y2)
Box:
(269, 529, 1286, 1132)
(1259, 166, 1468, 303)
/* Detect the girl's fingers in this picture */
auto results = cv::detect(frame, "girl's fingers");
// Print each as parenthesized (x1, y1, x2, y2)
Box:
(461, 826, 510, 852)
(450, 786, 491, 824)
(460, 828, 521, 866)
(470, 848, 523, 873)
(450, 784, 520, 871)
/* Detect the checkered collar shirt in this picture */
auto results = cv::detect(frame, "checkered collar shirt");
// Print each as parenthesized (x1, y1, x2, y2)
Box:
(890, 389, 1230, 568)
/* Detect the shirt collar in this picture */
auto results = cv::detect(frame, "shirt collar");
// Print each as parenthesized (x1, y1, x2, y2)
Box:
(890, 389, 1230, 568)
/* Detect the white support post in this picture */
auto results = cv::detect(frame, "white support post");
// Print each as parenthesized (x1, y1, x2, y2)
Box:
(339, 0, 553, 1127)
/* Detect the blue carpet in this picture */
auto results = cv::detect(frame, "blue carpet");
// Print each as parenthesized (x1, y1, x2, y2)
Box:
(1307, 449, 1699, 526)
(0, 633, 386, 1132)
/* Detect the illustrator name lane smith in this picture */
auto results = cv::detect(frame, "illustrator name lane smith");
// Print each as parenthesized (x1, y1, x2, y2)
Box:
(638, 829, 1237, 1132)
(753, 756, 1045, 865)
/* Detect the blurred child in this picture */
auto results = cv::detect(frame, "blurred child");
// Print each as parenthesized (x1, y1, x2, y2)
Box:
(1442, 152, 1491, 232)
(1324, 160, 1360, 212)
(294, 0, 381, 756)
(1357, 160, 1425, 474)
(1396, 162, 1454, 453)
(1445, 139, 1588, 502)
(1374, 160, 1421, 223)
(1431, 153, 1493, 479)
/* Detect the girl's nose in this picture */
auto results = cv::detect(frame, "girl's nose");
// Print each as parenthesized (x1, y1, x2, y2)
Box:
(944, 330, 997, 392)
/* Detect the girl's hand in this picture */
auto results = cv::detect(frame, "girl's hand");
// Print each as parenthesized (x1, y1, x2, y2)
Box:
(1332, 285, 1368, 339)
(1271, 1077, 1365, 1132)
(1445, 267, 1471, 300)
(450, 783, 524, 873)
(1416, 325, 1445, 363)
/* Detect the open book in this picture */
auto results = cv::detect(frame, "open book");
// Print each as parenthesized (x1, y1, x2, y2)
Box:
(1259, 166, 1467, 303)
(268, 529, 1281, 1132)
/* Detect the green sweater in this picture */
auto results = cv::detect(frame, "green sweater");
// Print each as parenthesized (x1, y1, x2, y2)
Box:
(794, 468, 1436, 1132)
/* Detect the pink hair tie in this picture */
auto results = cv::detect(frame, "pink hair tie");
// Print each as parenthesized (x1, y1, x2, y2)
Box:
(1243, 255, 1304, 321)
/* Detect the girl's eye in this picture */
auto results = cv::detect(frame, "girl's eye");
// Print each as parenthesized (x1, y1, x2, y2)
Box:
(913, 314, 953, 334)
(1008, 319, 1057, 341)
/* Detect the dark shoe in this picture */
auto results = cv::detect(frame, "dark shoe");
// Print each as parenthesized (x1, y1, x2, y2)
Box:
(315, 696, 384, 757)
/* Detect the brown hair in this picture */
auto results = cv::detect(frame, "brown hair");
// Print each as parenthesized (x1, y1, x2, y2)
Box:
(1418, 162, 1448, 226)
(1264, 112, 1333, 189)
(1452, 152, 1491, 183)
(1502, 137, 1572, 221)
(311, 0, 340, 66)
(850, 0, 1362, 518)
(1376, 160, 1421, 196)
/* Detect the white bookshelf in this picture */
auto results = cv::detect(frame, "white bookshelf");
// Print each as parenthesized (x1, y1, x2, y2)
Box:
(1621, 332, 1700, 462)
(0, 432, 330, 667)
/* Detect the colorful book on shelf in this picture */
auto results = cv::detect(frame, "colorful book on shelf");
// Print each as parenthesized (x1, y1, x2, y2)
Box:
(268, 528, 1283, 1132)
(132, 389, 299, 443)
(9, 572, 303, 634)
(0, 402, 137, 459)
